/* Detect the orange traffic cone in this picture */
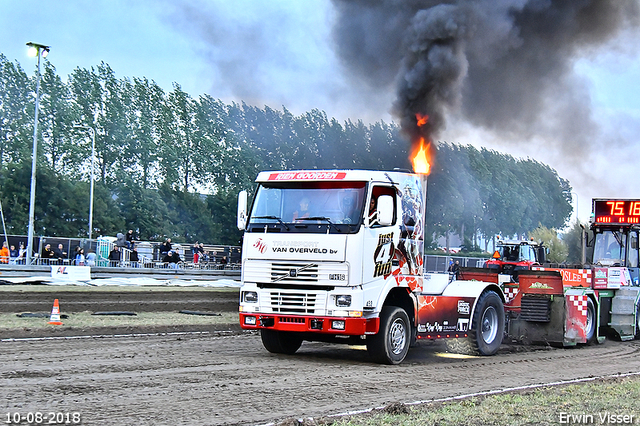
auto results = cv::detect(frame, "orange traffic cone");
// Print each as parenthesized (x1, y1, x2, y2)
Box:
(48, 299, 63, 325)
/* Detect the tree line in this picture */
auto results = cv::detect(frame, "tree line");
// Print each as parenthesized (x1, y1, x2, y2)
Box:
(0, 54, 572, 246)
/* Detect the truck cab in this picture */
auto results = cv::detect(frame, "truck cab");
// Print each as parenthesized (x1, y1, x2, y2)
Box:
(237, 169, 504, 364)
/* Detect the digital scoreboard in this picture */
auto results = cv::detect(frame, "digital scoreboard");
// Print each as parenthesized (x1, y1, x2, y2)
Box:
(593, 199, 640, 225)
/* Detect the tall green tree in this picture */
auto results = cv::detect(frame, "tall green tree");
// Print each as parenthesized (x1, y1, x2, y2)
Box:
(562, 220, 587, 264)
(160, 84, 213, 192)
(123, 77, 165, 188)
(39, 61, 81, 174)
(0, 55, 31, 167)
(530, 225, 568, 263)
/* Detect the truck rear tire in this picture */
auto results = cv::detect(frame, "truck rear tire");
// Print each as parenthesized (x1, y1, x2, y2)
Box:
(260, 329, 303, 355)
(446, 291, 504, 356)
(367, 306, 411, 365)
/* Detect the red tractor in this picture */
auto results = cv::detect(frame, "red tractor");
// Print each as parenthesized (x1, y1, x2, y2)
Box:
(484, 239, 546, 279)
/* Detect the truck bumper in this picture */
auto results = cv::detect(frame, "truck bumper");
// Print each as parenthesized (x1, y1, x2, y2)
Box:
(239, 312, 379, 335)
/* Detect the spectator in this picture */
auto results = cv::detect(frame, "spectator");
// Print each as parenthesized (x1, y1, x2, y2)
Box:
(159, 238, 172, 258)
(162, 249, 181, 269)
(85, 250, 97, 266)
(108, 246, 122, 267)
(53, 244, 67, 264)
(75, 248, 85, 266)
(129, 247, 140, 268)
(125, 229, 136, 249)
(41, 244, 55, 263)
(9, 244, 19, 264)
(116, 233, 126, 248)
(219, 255, 228, 269)
(171, 249, 182, 265)
(0, 241, 9, 264)
(448, 259, 460, 279)
(192, 241, 200, 263)
(17, 243, 26, 265)
(161, 250, 173, 265)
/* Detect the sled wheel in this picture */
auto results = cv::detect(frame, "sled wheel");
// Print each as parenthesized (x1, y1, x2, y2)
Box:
(367, 306, 411, 364)
(585, 297, 596, 344)
(260, 329, 303, 355)
(635, 298, 640, 340)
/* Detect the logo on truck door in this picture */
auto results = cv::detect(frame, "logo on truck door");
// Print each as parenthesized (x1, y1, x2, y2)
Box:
(373, 232, 395, 277)
(253, 238, 267, 254)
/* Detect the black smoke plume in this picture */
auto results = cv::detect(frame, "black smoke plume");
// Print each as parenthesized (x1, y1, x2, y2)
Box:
(331, 0, 640, 148)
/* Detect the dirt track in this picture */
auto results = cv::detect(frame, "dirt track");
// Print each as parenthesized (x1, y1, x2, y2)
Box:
(2, 288, 640, 426)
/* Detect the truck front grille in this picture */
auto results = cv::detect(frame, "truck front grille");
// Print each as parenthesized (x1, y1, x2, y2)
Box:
(269, 292, 317, 314)
(270, 262, 319, 283)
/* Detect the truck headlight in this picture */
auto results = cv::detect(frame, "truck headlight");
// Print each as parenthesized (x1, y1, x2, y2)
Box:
(243, 291, 258, 303)
(331, 320, 346, 330)
(335, 295, 352, 307)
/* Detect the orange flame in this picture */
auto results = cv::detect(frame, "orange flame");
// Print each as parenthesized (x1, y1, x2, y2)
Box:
(412, 138, 431, 175)
(416, 113, 429, 127)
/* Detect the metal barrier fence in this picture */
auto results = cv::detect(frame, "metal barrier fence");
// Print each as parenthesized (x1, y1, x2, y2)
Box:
(0, 234, 241, 269)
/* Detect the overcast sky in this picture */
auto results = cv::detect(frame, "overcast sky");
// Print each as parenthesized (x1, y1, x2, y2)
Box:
(2, 0, 639, 225)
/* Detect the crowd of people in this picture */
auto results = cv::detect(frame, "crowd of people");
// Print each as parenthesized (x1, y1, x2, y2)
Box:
(0, 231, 235, 269)
(0, 241, 27, 264)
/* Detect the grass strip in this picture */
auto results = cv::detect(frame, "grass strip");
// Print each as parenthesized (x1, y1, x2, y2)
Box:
(325, 374, 640, 426)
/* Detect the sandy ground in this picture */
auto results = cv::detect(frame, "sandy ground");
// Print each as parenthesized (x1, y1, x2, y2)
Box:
(2, 288, 640, 426)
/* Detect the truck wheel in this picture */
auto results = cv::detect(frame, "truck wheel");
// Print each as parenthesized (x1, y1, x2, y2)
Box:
(585, 297, 596, 344)
(367, 306, 411, 365)
(471, 291, 504, 355)
(260, 329, 303, 355)
(447, 291, 504, 356)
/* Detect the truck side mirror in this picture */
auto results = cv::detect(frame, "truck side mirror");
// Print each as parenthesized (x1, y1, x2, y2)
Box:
(376, 195, 394, 226)
(237, 190, 248, 230)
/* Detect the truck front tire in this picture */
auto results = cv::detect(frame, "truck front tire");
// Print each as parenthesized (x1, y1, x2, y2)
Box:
(367, 306, 411, 365)
(260, 329, 303, 355)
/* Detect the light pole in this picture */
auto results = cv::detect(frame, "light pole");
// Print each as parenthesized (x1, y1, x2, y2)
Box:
(25, 42, 50, 265)
(74, 126, 96, 240)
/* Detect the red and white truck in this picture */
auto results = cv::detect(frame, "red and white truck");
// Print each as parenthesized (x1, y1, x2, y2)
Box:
(237, 172, 640, 363)
(237, 169, 505, 364)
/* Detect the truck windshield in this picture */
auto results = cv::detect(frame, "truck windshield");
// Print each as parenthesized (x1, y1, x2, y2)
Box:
(593, 230, 626, 266)
(248, 181, 366, 232)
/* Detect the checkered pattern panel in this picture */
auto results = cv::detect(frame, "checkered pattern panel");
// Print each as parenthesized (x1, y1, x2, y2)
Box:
(503, 287, 519, 303)
(568, 294, 588, 317)
(576, 269, 592, 285)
